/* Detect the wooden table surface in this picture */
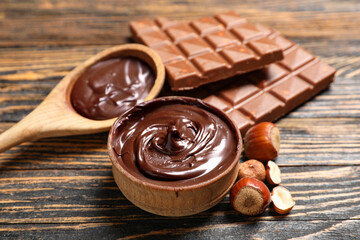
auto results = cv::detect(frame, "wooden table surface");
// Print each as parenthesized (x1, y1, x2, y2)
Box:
(1, 0, 360, 239)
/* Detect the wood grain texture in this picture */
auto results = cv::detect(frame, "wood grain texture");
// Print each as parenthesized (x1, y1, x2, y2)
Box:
(0, 0, 360, 239)
(0, 167, 359, 219)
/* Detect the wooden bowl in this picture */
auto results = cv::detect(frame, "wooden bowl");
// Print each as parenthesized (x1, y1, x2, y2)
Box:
(0, 44, 165, 153)
(108, 97, 242, 216)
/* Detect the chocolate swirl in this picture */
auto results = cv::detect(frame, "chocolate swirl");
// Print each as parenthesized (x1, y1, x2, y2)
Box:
(111, 97, 238, 181)
(71, 57, 155, 120)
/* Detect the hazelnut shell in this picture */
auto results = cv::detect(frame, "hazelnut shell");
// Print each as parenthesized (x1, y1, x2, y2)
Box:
(244, 122, 280, 162)
(230, 177, 271, 215)
(238, 159, 266, 181)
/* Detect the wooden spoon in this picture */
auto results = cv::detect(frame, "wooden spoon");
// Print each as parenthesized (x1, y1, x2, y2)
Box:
(0, 44, 165, 153)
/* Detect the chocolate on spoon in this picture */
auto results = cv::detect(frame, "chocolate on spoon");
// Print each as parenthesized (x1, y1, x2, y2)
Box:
(0, 44, 165, 153)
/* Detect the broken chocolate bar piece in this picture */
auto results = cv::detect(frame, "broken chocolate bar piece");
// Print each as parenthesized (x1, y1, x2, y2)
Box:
(130, 12, 283, 91)
(203, 31, 336, 135)
(160, 31, 336, 136)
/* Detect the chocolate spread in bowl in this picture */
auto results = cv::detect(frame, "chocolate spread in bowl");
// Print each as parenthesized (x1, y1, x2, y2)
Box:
(109, 97, 240, 186)
(71, 57, 155, 120)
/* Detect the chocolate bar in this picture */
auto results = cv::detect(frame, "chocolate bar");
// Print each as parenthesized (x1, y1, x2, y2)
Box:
(130, 12, 284, 91)
(161, 31, 336, 136)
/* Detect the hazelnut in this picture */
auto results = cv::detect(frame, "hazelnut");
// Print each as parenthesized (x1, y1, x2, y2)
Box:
(230, 177, 271, 216)
(271, 186, 295, 214)
(238, 159, 266, 181)
(244, 122, 280, 162)
(266, 160, 281, 185)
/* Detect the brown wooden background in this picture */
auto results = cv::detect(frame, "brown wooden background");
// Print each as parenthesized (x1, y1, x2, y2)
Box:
(1, 0, 360, 239)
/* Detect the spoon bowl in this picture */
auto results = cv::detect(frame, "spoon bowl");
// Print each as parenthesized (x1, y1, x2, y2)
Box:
(0, 44, 165, 153)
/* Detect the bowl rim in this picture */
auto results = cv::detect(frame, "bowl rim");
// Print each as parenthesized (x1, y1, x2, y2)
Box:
(108, 96, 242, 192)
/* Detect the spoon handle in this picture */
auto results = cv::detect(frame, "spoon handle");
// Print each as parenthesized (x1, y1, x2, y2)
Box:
(0, 111, 40, 153)
(0, 97, 114, 153)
